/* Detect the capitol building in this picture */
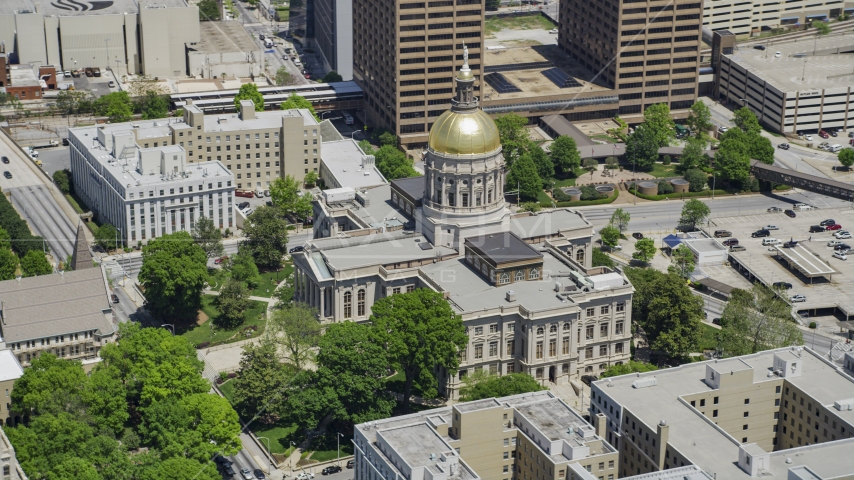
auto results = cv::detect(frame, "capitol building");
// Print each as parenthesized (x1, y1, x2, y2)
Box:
(292, 57, 633, 398)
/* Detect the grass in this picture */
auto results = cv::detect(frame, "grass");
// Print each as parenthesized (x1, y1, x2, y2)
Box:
(250, 263, 294, 298)
(647, 163, 678, 178)
(219, 379, 236, 404)
(254, 423, 299, 455)
(485, 14, 556, 35)
(178, 296, 268, 347)
(307, 434, 354, 462)
(698, 323, 719, 351)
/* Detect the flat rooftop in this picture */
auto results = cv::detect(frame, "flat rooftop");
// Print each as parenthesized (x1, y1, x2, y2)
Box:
(595, 348, 854, 478)
(725, 35, 854, 93)
(773, 244, 836, 277)
(515, 397, 597, 449)
(390, 176, 424, 204)
(687, 238, 727, 254)
(192, 21, 260, 54)
(3, 0, 189, 16)
(465, 232, 542, 265)
(315, 232, 456, 271)
(325, 184, 410, 229)
(509, 209, 592, 239)
(10, 67, 39, 88)
(0, 268, 115, 343)
(320, 139, 387, 190)
(481, 45, 613, 101)
(202, 108, 318, 133)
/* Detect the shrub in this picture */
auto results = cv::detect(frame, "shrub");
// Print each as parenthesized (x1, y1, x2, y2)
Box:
(662, 155, 671, 166)
(684, 168, 708, 192)
(521, 202, 541, 213)
(657, 180, 674, 195)
(809, 321, 817, 329)
(197, 341, 210, 349)
(553, 188, 572, 202)
(579, 185, 604, 201)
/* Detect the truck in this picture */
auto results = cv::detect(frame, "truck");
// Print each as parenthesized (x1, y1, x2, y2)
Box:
(264, 39, 274, 48)
(92, 67, 101, 77)
(235, 189, 255, 198)
(255, 187, 265, 197)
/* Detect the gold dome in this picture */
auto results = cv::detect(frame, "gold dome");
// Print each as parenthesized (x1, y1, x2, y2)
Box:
(427, 109, 501, 156)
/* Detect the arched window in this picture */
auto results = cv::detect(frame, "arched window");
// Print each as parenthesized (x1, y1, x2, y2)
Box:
(515, 271, 524, 282)
(529, 268, 539, 280)
(563, 322, 571, 331)
(550, 325, 557, 333)
(576, 249, 585, 264)
(536, 327, 544, 335)
(500, 272, 510, 284)
(357, 289, 366, 317)
(343, 291, 352, 319)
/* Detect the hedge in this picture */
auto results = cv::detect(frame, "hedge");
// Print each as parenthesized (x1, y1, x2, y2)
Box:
(0, 192, 44, 256)
(540, 189, 619, 208)
(627, 189, 729, 201)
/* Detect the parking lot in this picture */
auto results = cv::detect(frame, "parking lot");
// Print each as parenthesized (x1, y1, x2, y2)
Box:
(708, 206, 854, 326)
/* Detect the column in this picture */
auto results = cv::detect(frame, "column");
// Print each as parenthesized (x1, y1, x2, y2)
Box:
(319, 287, 326, 320)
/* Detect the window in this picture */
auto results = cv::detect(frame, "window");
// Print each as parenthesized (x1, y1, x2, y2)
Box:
(586, 325, 594, 340)
(344, 292, 352, 318)
(616, 303, 625, 313)
(475, 326, 483, 335)
(713, 410, 718, 417)
(489, 342, 498, 357)
(500, 272, 510, 284)
(599, 345, 608, 356)
(562, 338, 569, 354)
(585, 346, 593, 359)
(549, 339, 556, 356)
(600, 324, 608, 338)
(616, 321, 624, 335)
(563, 322, 570, 331)
(601, 305, 610, 315)
(529, 268, 539, 279)
(536, 342, 543, 359)
(745, 398, 750, 405)
(586, 308, 595, 317)
(475, 344, 483, 359)
(489, 324, 497, 334)
(536, 327, 544, 335)
(514, 270, 524, 282)
(506, 340, 515, 355)
(357, 289, 366, 316)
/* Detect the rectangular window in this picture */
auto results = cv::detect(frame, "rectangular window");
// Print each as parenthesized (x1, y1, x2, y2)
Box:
(475, 344, 483, 359)
(600, 324, 608, 338)
(562, 338, 569, 355)
(549, 339, 556, 356)
(536, 342, 543, 359)
(586, 325, 594, 340)
(489, 342, 498, 357)
(586, 307, 595, 317)
(615, 321, 624, 335)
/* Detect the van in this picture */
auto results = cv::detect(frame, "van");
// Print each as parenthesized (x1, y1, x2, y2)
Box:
(830, 144, 843, 153)
(343, 113, 354, 125)
(255, 187, 265, 198)
(794, 203, 813, 211)
(762, 238, 780, 246)
(264, 39, 273, 48)
(730, 245, 746, 252)
(713, 230, 732, 238)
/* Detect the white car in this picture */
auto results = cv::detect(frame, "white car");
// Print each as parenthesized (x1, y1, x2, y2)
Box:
(833, 251, 848, 261)
(240, 467, 254, 480)
(829, 240, 843, 247)
(793, 203, 813, 210)
(765, 225, 779, 230)
(63, 70, 71, 78)
(718, 126, 729, 133)
(296, 473, 315, 480)
(805, 134, 814, 141)
(835, 231, 852, 239)
(790, 294, 807, 303)
(549, 28, 558, 34)
(775, 51, 781, 58)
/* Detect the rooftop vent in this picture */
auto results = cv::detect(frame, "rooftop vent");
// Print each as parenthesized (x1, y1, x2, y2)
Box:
(506, 290, 516, 302)
(632, 377, 657, 389)
(834, 398, 854, 411)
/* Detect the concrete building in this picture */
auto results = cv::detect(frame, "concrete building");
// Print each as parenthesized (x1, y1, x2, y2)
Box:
(5, 66, 42, 101)
(559, 0, 703, 122)
(0, 425, 26, 479)
(662, 232, 728, 267)
(352, 0, 485, 146)
(354, 391, 618, 480)
(318, 139, 387, 190)
(294, 61, 633, 398)
(703, 0, 854, 38)
(186, 22, 263, 79)
(0, 351, 22, 429)
(0, 268, 117, 369)
(313, 0, 353, 81)
(590, 347, 854, 478)
(0, 0, 199, 78)
(717, 34, 854, 135)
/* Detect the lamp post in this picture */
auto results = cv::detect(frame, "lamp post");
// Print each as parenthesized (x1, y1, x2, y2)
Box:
(337, 433, 344, 466)
(802, 60, 808, 81)
(162, 324, 175, 335)
(257, 436, 274, 471)
(321, 111, 331, 120)
(350, 130, 360, 140)
(289, 441, 296, 476)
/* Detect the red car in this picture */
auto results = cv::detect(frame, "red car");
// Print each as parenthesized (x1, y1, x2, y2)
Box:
(304, 74, 311, 79)
(214, 256, 229, 264)
(819, 130, 829, 139)
(826, 224, 843, 231)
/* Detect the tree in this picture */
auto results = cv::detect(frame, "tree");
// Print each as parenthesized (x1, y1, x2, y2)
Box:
(684, 168, 708, 193)
(529, 144, 554, 183)
(839, 148, 854, 170)
(56, 90, 93, 116)
(94, 92, 134, 122)
(599, 225, 620, 249)
(377, 131, 398, 147)
(686, 101, 712, 140)
(375, 145, 418, 180)
(625, 124, 660, 170)
(369, 289, 467, 413)
(216, 278, 250, 328)
(669, 244, 696, 279)
(279, 92, 319, 121)
(582, 158, 598, 179)
(304, 170, 319, 187)
(126, 75, 169, 98)
(275, 66, 297, 86)
(232, 342, 294, 423)
(605, 156, 619, 173)
(242, 206, 289, 269)
(812, 19, 831, 36)
(138, 231, 208, 321)
(136, 91, 169, 120)
(632, 238, 656, 264)
(750, 135, 775, 165)
(321, 71, 344, 83)
(624, 268, 703, 361)
(82, 365, 129, 436)
(458, 371, 544, 402)
(228, 248, 261, 289)
(198, 0, 221, 20)
(233, 83, 264, 111)
(550, 135, 581, 174)
(0, 248, 17, 281)
(506, 153, 542, 200)
(485, 0, 500, 10)
(600, 361, 657, 379)
(269, 303, 321, 370)
(11, 354, 88, 417)
(191, 216, 223, 258)
(609, 208, 631, 234)
(732, 106, 761, 136)
(495, 113, 530, 165)
(592, 248, 614, 268)
(679, 198, 711, 230)
(20, 250, 52, 277)
(53, 169, 71, 194)
(716, 285, 803, 357)
(715, 128, 752, 182)
(105, 98, 133, 123)
(677, 136, 707, 173)
(643, 103, 676, 147)
(521, 202, 541, 213)
(94, 224, 118, 251)
(270, 174, 302, 214)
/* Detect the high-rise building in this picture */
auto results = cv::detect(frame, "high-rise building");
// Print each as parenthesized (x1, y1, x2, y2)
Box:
(704, 1, 853, 38)
(352, 0, 485, 146)
(314, 0, 354, 80)
(559, 0, 703, 121)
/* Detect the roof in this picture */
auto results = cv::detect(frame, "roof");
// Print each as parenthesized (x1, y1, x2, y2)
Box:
(71, 222, 94, 270)
(9, 67, 39, 88)
(621, 466, 714, 480)
(685, 238, 727, 254)
(203, 108, 318, 133)
(390, 176, 424, 205)
(697, 277, 736, 295)
(772, 244, 836, 277)
(0, 350, 23, 383)
(0, 268, 115, 343)
(315, 233, 456, 271)
(509, 209, 591, 240)
(539, 116, 595, 146)
(377, 424, 477, 480)
(14, 0, 190, 16)
(320, 139, 387, 190)
(319, 119, 344, 142)
(465, 232, 542, 266)
(191, 21, 260, 55)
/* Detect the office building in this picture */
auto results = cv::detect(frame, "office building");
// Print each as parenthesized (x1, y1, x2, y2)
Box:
(590, 347, 854, 478)
(294, 62, 632, 398)
(0, 268, 117, 369)
(718, 33, 854, 134)
(314, 0, 354, 80)
(703, 0, 854, 38)
(559, 0, 703, 121)
(352, 0, 485, 146)
(318, 139, 387, 190)
(0, 0, 199, 78)
(353, 391, 618, 480)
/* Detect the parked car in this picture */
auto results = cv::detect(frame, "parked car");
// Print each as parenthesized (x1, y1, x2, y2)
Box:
(549, 28, 558, 34)
(253, 470, 266, 479)
(718, 126, 729, 133)
(772, 282, 793, 289)
(834, 244, 851, 251)
(754, 44, 766, 50)
(347, 460, 355, 469)
(767, 207, 783, 213)
(774, 51, 781, 58)
(632, 232, 644, 240)
(730, 245, 747, 252)
(850, 131, 854, 138)
(827, 224, 843, 231)
(809, 225, 825, 233)
(783, 240, 798, 248)
(322, 466, 342, 475)
(111, 294, 120, 303)
(1, 156, 8, 164)
(828, 240, 844, 247)
(240, 468, 254, 480)
(259, 34, 265, 40)
(236, 189, 255, 198)
(214, 256, 228, 264)
(723, 238, 740, 246)
(63, 70, 71, 77)
(819, 130, 830, 139)
(835, 231, 852, 239)
(790, 294, 807, 303)
(751, 230, 770, 238)
(833, 251, 848, 260)
(221, 464, 236, 477)
(581, 374, 598, 386)
(295, 473, 315, 480)
(108, 80, 116, 88)
(778, 143, 790, 150)
(764, 225, 779, 231)
(805, 134, 814, 141)
(238, 201, 250, 210)
(831, 130, 839, 137)
(820, 219, 836, 226)
(712, 318, 722, 325)
(785, 209, 796, 218)
(3, 171, 11, 179)
(289, 245, 305, 254)
(713, 230, 732, 238)
(793, 203, 813, 211)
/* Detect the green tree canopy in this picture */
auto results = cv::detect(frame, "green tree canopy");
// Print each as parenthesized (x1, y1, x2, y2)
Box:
(750, 135, 775, 165)
(643, 103, 676, 147)
(279, 92, 318, 121)
(232, 341, 295, 423)
(677, 135, 708, 173)
(275, 66, 297, 86)
(632, 238, 656, 264)
(233, 83, 264, 111)
(198, 0, 221, 20)
(369, 289, 468, 413)
(679, 198, 711, 230)
(0, 248, 17, 281)
(684, 168, 708, 192)
(139, 231, 208, 321)
(191, 216, 224, 258)
(377, 130, 398, 147)
(242, 205, 289, 268)
(626, 124, 660, 170)
(11, 354, 88, 417)
(592, 249, 614, 268)
(812, 20, 831, 35)
(375, 145, 418, 180)
(599, 225, 620, 248)
(53, 169, 71, 194)
(609, 208, 631, 233)
(686, 101, 712, 140)
(136, 91, 169, 120)
(494, 113, 530, 165)
(94, 224, 118, 251)
(529, 144, 554, 183)
(19, 250, 52, 277)
(321, 71, 344, 83)
(228, 247, 261, 289)
(715, 128, 753, 181)
(459, 371, 545, 402)
(600, 360, 658, 378)
(94, 92, 134, 123)
(215, 278, 250, 328)
(669, 244, 696, 279)
(839, 148, 854, 170)
(732, 106, 761, 136)
(549, 135, 581, 174)
(582, 158, 598, 178)
(716, 285, 803, 357)
(269, 303, 321, 370)
(506, 153, 542, 200)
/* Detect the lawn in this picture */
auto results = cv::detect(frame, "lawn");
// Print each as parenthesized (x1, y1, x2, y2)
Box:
(647, 163, 678, 178)
(307, 434, 354, 462)
(251, 263, 294, 298)
(254, 423, 299, 456)
(485, 14, 556, 35)
(178, 295, 268, 347)
(219, 379, 236, 403)
(698, 323, 719, 352)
